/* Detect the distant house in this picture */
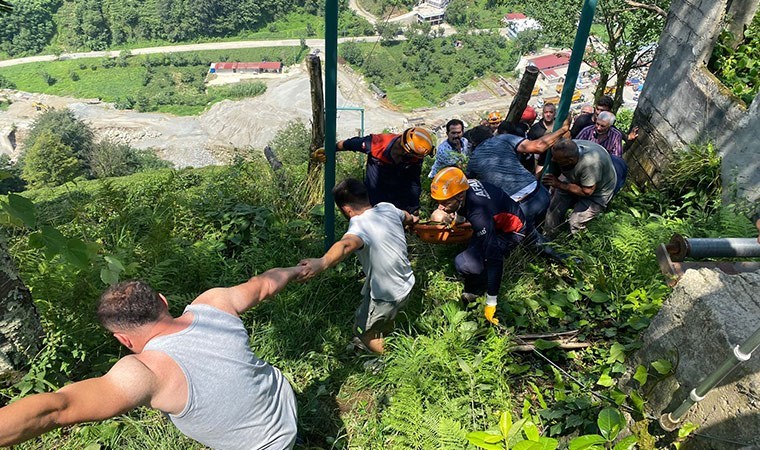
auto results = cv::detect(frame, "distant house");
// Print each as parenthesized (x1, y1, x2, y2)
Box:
(527, 52, 591, 84)
(416, 5, 445, 25)
(502, 12, 542, 38)
(209, 62, 283, 74)
(425, 0, 451, 8)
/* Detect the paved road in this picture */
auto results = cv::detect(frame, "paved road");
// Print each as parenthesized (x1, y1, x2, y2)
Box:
(0, 37, 387, 68)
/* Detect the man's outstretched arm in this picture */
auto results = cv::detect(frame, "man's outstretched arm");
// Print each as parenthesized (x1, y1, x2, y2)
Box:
(518, 115, 571, 154)
(0, 356, 155, 447)
(194, 266, 305, 316)
(297, 234, 364, 282)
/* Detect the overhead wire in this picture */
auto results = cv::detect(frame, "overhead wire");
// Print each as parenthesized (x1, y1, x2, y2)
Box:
(338, 4, 397, 116)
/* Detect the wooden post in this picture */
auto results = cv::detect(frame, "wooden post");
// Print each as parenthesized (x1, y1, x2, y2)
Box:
(307, 54, 325, 176)
(505, 64, 539, 124)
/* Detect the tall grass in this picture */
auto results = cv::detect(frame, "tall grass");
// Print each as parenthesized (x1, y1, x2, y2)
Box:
(1, 143, 754, 449)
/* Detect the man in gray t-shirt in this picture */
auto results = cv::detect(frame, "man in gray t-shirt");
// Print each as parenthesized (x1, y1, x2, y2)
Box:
(542, 139, 618, 236)
(299, 178, 416, 354)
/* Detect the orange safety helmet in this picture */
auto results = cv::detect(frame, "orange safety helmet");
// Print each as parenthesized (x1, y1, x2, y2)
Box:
(401, 127, 435, 157)
(430, 167, 469, 200)
(487, 111, 502, 124)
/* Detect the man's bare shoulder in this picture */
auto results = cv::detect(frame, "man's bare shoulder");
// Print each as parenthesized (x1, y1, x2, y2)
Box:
(132, 351, 189, 415)
(190, 288, 238, 315)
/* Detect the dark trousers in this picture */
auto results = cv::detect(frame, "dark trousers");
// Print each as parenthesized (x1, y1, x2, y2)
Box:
(454, 233, 520, 296)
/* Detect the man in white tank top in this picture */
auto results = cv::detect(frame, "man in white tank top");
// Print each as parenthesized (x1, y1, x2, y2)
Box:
(0, 266, 304, 449)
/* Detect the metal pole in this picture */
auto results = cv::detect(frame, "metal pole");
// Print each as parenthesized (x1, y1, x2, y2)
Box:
(544, 0, 598, 174)
(324, 0, 338, 249)
(660, 326, 760, 431)
(337, 106, 365, 136)
(665, 234, 760, 261)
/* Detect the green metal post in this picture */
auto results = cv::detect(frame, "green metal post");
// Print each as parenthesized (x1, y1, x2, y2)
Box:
(544, 0, 598, 173)
(660, 326, 760, 431)
(337, 106, 365, 136)
(324, 0, 338, 249)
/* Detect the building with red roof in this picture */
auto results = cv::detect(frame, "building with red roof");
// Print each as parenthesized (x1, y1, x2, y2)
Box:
(209, 62, 283, 74)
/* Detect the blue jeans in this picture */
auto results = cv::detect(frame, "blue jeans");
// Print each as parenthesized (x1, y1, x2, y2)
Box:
(610, 155, 628, 194)
(519, 184, 550, 229)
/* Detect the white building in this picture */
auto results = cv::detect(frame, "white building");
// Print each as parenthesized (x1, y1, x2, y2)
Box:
(424, 0, 450, 8)
(502, 13, 542, 39)
(416, 5, 446, 25)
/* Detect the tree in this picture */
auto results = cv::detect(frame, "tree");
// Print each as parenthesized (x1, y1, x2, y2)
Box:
(522, 0, 668, 111)
(444, 0, 469, 26)
(515, 29, 542, 54)
(0, 0, 57, 56)
(0, 0, 43, 390)
(340, 41, 365, 66)
(21, 131, 84, 188)
(269, 121, 311, 166)
(23, 109, 95, 174)
(589, 0, 668, 110)
(376, 22, 401, 45)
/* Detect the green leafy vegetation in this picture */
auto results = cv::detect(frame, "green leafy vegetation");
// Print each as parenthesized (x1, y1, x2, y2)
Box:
(0, 47, 306, 115)
(1, 134, 751, 448)
(708, 11, 760, 105)
(341, 29, 519, 109)
(0, 0, 332, 56)
(17, 109, 171, 188)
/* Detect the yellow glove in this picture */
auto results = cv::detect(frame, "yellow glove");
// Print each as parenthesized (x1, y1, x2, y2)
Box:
(484, 295, 499, 325)
(311, 147, 326, 163)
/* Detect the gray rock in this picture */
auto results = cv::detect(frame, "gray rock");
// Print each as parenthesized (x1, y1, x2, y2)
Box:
(632, 268, 760, 449)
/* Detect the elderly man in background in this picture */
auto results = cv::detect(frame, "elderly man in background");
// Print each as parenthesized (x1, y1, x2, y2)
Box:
(576, 111, 625, 157)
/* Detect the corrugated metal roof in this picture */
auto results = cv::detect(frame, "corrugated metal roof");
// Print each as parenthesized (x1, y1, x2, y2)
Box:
(211, 62, 282, 70)
(528, 53, 570, 70)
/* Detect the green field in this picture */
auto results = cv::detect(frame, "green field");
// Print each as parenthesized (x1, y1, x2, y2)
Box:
(342, 33, 519, 111)
(0, 47, 307, 115)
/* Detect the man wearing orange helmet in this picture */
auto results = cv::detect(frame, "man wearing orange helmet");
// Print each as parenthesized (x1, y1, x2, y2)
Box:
(430, 167, 527, 326)
(487, 111, 502, 135)
(337, 127, 435, 216)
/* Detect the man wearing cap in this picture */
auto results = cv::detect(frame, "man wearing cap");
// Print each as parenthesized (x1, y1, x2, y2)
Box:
(337, 127, 435, 216)
(430, 167, 527, 326)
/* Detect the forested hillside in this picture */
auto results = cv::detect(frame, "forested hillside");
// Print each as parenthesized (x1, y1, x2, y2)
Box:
(0, 0, 375, 56)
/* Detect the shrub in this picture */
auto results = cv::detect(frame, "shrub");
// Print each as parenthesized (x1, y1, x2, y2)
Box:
(268, 120, 311, 165)
(24, 109, 95, 168)
(21, 131, 83, 187)
(708, 12, 760, 104)
(39, 71, 56, 86)
(101, 57, 116, 69)
(0, 74, 16, 89)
